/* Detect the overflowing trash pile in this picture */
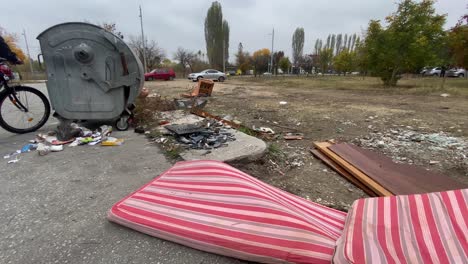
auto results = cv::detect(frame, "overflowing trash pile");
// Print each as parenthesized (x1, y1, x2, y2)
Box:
(164, 119, 236, 150)
(3, 124, 124, 164)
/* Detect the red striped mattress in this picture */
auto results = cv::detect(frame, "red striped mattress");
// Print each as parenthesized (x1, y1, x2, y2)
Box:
(108, 160, 347, 264)
(333, 188, 468, 264)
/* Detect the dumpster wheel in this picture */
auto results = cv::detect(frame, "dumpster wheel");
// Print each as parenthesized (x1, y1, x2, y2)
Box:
(115, 115, 130, 131)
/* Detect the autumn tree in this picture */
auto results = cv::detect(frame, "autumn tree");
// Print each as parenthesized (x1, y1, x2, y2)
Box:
(292, 27, 304, 66)
(204, 1, 229, 70)
(128, 36, 166, 71)
(252, 48, 270, 76)
(448, 14, 468, 69)
(0, 27, 26, 62)
(363, 0, 446, 86)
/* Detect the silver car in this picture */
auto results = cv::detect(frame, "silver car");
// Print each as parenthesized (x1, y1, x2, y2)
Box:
(427, 67, 442, 77)
(446, 68, 466, 78)
(188, 69, 227, 82)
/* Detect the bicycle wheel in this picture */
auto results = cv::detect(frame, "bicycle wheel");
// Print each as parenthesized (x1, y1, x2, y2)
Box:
(0, 86, 51, 134)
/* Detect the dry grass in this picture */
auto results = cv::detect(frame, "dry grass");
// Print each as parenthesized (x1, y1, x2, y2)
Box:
(230, 75, 468, 96)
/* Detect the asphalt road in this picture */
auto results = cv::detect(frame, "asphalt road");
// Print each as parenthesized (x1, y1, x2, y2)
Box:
(0, 83, 244, 264)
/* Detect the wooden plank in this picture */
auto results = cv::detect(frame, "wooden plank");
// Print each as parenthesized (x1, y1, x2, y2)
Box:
(329, 143, 468, 195)
(314, 142, 393, 197)
(310, 148, 377, 197)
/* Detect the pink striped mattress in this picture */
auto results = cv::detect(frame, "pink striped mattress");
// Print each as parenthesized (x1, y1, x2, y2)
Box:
(333, 188, 468, 264)
(108, 160, 347, 264)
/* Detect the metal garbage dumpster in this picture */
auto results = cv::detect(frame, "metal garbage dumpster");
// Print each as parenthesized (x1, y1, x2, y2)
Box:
(37, 22, 144, 130)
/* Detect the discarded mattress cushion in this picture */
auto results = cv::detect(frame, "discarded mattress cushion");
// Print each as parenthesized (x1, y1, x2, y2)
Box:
(333, 188, 468, 264)
(108, 160, 347, 264)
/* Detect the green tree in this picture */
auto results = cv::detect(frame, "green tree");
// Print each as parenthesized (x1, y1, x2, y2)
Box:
(318, 48, 333, 73)
(448, 15, 468, 69)
(204, 1, 229, 70)
(278, 57, 291, 73)
(292, 27, 305, 65)
(273, 51, 284, 75)
(363, 0, 446, 86)
(334, 50, 356, 75)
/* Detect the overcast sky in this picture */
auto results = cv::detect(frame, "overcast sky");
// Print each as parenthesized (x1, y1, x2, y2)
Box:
(2, 0, 466, 63)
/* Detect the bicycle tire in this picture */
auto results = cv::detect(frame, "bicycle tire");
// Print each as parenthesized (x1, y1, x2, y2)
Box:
(0, 86, 51, 134)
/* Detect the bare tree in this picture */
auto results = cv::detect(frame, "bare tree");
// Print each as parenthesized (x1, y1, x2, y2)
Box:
(128, 35, 166, 71)
(101, 22, 124, 39)
(173, 47, 197, 77)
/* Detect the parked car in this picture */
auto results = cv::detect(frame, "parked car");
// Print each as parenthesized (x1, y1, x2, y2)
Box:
(144, 68, 175, 81)
(427, 67, 442, 77)
(420, 66, 431, 76)
(446, 68, 466, 78)
(188, 69, 227, 82)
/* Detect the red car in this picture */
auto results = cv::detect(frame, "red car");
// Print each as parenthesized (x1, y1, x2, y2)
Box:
(144, 68, 176, 81)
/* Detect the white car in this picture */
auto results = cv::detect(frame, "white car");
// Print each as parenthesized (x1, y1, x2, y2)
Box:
(188, 69, 227, 82)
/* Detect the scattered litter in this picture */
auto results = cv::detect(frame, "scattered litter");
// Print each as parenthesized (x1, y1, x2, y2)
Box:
(7, 156, 20, 164)
(50, 145, 64, 152)
(134, 127, 145, 134)
(101, 137, 124, 146)
(21, 144, 38, 153)
(252, 126, 275, 134)
(279, 101, 288, 105)
(37, 143, 51, 156)
(283, 133, 304, 140)
(4, 150, 21, 159)
(440, 93, 450, 98)
(51, 138, 75, 145)
(429, 160, 440, 165)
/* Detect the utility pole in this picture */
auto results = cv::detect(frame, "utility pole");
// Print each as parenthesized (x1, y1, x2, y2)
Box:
(223, 38, 226, 73)
(139, 5, 147, 73)
(22, 29, 34, 74)
(269, 28, 275, 74)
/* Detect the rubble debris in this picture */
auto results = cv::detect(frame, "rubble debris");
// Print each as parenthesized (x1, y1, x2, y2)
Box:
(139, 87, 149, 98)
(164, 120, 235, 150)
(174, 98, 208, 109)
(181, 79, 214, 98)
(359, 129, 468, 167)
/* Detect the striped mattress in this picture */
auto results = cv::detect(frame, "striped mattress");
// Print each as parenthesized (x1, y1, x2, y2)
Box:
(333, 188, 468, 264)
(108, 160, 347, 264)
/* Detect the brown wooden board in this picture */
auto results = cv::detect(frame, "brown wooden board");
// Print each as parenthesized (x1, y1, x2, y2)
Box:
(310, 148, 377, 196)
(314, 142, 393, 197)
(329, 143, 468, 195)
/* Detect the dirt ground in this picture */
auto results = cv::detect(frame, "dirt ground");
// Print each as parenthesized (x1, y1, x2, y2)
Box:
(144, 76, 468, 211)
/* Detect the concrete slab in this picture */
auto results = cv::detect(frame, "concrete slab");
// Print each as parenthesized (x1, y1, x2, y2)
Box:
(0, 84, 245, 264)
(180, 128, 267, 162)
(157, 110, 267, 162)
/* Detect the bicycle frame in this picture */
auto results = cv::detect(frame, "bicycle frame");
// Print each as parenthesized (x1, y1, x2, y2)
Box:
(0, 74, 30, 113)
